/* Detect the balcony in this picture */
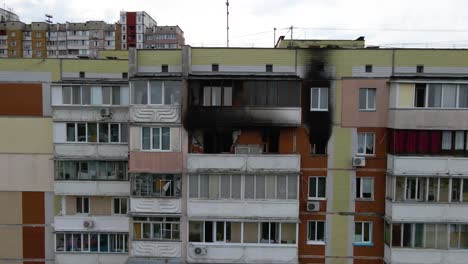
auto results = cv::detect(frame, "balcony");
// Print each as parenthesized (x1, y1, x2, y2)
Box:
(188, 199, 297, 219)
(388, 109, 468, 130)
(130, 105, 181, 123)
(55, 181, 130, 196)
(131, 198, 181, 214)
(186, 106, 301, 128)
(388, 155, 468, 176)
(54, 216, 129, 232)
(56, 254, 128, 264)
(129, 152, 183, 173)
(384, 244, 468, 264)
(52, 107, 129, 122)
(131, 241, 181, 258)
(187, 244, 297, 264)
(187, 154, 300, 173)
(54, 143, 128, 159)
(385, 199, 468, 223)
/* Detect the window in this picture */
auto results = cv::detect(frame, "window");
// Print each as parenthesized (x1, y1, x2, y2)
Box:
(266, 64, 273, 72)
(102, 86, 120, 105)
(357, 132, 375, 155)
(307, 221, 325, 244)
(203, 86, 232, 106)
(310, 87, 328, 111)
(365, 64, 372, 73)
(11, 31, 16, 37)
(133, 217, 180, 240)
(189, 174, 297, 200)
(131, 174, 181, 197)
(55, 161, 128, 181)
(79, 71, 85, 78)
(356, 178, 373, 199)
(10, 41, 16, 46)
(36, 41, 42, 47)
(359, 88, 376, 110)
(56, 232, 128, 252)
(131, 81, 181, 105)
(65, 123, 127, 143)
(308, 177, 326, 199)
(122, 72, 128, 79)
(417, 65, 424, 73)
(113, 198, 128, 215)
(76, 197, 89, 214)
(188, 221, 296, 244)
(212, 64, 219, 72)
(162, 64, 168, 72)
(141, 127, 170, 151)
(354, 222, 372, 245)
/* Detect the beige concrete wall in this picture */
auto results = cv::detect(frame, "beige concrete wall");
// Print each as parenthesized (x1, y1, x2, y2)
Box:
(398, 83, 415, 108)
(0, 117, 53, 154)
(65, 196, 112, 216)
(0, 154, 53, 192)
(0, 192, 21, 224)
(0, 226, 22, 259)
(341, 79, 389, 127)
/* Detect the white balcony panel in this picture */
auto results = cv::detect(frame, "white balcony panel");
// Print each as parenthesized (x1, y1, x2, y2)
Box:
(187, 154, 300, 173)
(54, 144, 128, 159)
(386, 199, 468, 223)
(131, 198, 181, 214)
(188, 200, 298, 219)
(385, 245, 468, 264)
(55, 181, 130, 196)
(187, 244, 297, 264)
(130, 105, 181, 123)
(52, 108, 129, 122)
(54, 216, 129, 232)
(388, 109, 468, 130)
(56, 253, 128, 264)
(131, 241, 181, 258)
(388, 155, 468, 176)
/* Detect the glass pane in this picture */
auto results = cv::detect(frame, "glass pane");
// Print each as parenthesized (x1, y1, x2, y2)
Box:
(243, 223, 258, 243)
(368, 88, 376, 109)
(161, 127, 170, 150)
(99, 123, 109, 143)
(463, 179, 468, 202)
(203, 86, 211, 106)
(443, 84, 457, 108)
(318, 177, 326, 198)
(199, 175, 209, 198)
(311, 88, 319, 109)
(309, 177, 317, 198)
(245, 176, 255, 199)
(308, 222, 316, 241)
(357, 133, 365, 153)
(455, 131, 464, 150)
(403, 224, 412, 247)
(223, 87, 232, 106)
(112, 87, 120, 105)
(427, 178, 438, 202)
(152, 223, 162, 239)
(132, 81, 148, 104)
(150, 81, 162, 104)
(437, 224, 448, 249)
(56, 233, 65, 251)
(425, 224, 436, 248)
(414, 224, 424, 248)
(120, 123, 128, 143)
(366, 133, 374, 154)
(90, 234, 98, 252)
(277, 175, 286, 199)
(142, 223, 151, 239)
(63, 86, 71, 104)
(66, 123, 75, 141)
(266, 176, 275, 199)
(164, 81, 181, 105)
(228, 222, 241, 243)
(231, 175, 241, 199)
(320, 88, 328, 109)
(87, 123, 97, 142)
(216, 222, 224, 241)
(439, 178, 450, 202)
(65, 233, 72, 251)
(110, 124, 119, 142)
(461, 225, 468, 249)
(450, 224, 459, 248)
(452, 178, 461, 202)
(363, 223, 370, 242)
(281, 223, 296, 244)
(212, 87, 222, 106)
(459, 85, 468, 108)
(102, 87, 111, 105)
(287, 175, 297, 199)
(392, 224, 402, 247)
(428, 84, 442, 107)
(363, 178, 372, 198)
(355, 223, 363, 242)
(256, 175, 265, 199)
(356, 178, 361, 198)
(73, 233, 82, 251)
(152, 127, 160, 149)
(395, 177, 405, 201)
(82, 86, 91, 105)
(359, 88, 367, 109)
(99, 234, 109, 252)
(221, 175, 230, 199)
(189, 221, 203, 242)
(72, 86, 81, 104)
(189, 175, 199, 198)
(385, 222, 391, 246)
(209, 175, 219, 198)
(270, 222, 279, 244)
(442, 131, 452, 150)
(77, 123, 86, 142)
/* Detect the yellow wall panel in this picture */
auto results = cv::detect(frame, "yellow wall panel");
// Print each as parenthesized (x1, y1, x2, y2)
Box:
(0, 192, 22, 224)
(0, 117, 53, 154)
(398, 83, 415, 108)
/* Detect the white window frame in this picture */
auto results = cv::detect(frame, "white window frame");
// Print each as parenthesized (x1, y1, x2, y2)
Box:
(141, 127, 171, 151)
(307, 221, 325, 245)
(55, 232, 128, 253)
(356, 177, 374, 200)
(354, 221, 372, 245)
(112, 197, 128, 215)
(357, 132, 375, 156)
(308, 176, 326, 200)
(65, 122, 127, 144)
(310, 87, 328, 111)
(359, 88, 376, 111)
(76, 196, 89, 214)
(133, 217, 180, 241)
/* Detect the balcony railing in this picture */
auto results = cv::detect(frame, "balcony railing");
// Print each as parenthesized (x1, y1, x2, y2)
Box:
(388, 154, 468, 176)
(388, 108, 468, 130)
(54, 216, 129, 232)
(385, 244, 468, 264)
(385, 199, 468, 223)
(55, 181, 130, 196)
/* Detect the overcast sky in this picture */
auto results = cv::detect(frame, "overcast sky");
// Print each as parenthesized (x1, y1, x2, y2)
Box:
(6, 0, 468, 48)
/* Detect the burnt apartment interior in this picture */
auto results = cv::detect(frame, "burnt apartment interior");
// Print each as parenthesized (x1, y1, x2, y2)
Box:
(183, 78, 301, 154)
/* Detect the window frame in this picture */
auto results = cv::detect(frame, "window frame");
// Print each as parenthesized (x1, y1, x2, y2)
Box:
(354, 221, 373, 246)
(112, 197, 128, 215)
(65, 122, 127, 144)
(310, 87, 329, 111)
(357, 132, 376, 156)
(308, 176, 326, 200)
(55, 232, 128, 253)
(359, 88, 376, 111)
(307, 220, 326, 245)
(141, 127, 171, 151)
(76, 197, 89, 215)
(356, 177, 374, 200)
(133, 217, 180, 241)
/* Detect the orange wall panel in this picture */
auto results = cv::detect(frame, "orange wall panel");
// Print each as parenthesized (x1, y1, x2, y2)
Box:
(22, 226, 45, 259)
(22, 192, 45, 224)
(0, 83, 43, 116)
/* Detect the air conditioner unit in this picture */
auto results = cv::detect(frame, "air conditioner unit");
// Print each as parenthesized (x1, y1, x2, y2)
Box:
(352, 156, 366, 167)
(83, 220, 94, 228)
(194, 247, 207, 255)
(100, 108, 111, 118)
(306, 201, 320, 212)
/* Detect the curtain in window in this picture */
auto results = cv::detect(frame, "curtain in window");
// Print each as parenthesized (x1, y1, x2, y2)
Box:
(418, 131, 429, 154)
(428, 84, 442, 107)
(442, 84, 457, 107)
(459, 85, 468, 108)
(455, 131, 465, 150)
(406, 131, 417, 153)
(395, 130, 406, 154)
(388, 129, 395, 154)
(430, 131, 441, 154)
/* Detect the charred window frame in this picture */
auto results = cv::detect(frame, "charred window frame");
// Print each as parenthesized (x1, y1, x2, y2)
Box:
(203, 86, 232, 106)
(310, 87, 328, 111)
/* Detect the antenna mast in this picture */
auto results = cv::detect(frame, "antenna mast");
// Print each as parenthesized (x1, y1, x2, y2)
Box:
(226, 0, 229, 47)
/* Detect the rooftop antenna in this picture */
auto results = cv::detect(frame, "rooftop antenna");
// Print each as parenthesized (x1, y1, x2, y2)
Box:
(226, 0, 229, 47)
(274, 27, 277, 47)
(45, 14, 53, 24)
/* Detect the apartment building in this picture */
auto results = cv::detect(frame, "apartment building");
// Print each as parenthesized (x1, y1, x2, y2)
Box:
(120, 11, 157, 50)
(0, 7, 19, 22)
(145, 26, 185, 49)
